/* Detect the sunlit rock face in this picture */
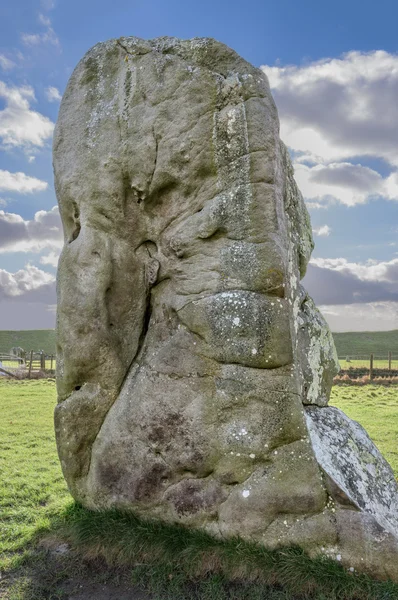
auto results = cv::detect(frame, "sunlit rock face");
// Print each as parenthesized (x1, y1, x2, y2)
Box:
(54, 36, 398, 581)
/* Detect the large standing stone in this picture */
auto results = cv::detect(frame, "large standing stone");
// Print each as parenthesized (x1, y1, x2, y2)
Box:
(54, 36, 398, 581)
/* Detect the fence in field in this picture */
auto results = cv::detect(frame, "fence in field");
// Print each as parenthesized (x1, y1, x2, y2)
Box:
(338, 352, 398, 380)
(0, 350, 56, 378)
(1, 349, 398, 380)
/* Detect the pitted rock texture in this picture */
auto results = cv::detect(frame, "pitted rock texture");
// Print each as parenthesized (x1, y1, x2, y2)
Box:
(54, 36, 398, 581)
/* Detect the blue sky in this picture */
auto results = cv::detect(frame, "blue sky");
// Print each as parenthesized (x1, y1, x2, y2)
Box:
(1, 0, 398, 331)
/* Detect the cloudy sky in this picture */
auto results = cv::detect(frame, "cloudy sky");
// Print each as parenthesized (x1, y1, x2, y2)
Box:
(1, 0, 397, 331)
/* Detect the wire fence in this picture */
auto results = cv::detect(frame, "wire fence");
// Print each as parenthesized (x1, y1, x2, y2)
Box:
(0, 351, 56, 378)
(1, 350, 398, 381)
(338, 353, 398, 380)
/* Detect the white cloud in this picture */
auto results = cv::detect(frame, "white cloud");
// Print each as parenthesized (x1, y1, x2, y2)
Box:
(262, 51, 398, 207)
(45, 86, 61, 102)
(40, 251, 59, 267)
(0, 206, 63, 254)
(310, 256, 398, 283)
(0, 55, 15, 71)
(21, 10, 60, 49)
(21, 1, 60, 48)
(0, 81, 54, 150)
(319, 302, 398, 333)
(41, 0, 55, 9)
(305, 201, 329, 210)
(21, 28, 59, 48)
(0, 263, 55, 301)
(0, 263, 56, 329)
(262, 51, 398, 167)
(295, 162, 385, 206)
(38, 13, 52, 26)
(312, 225, 331, 237)
(303, 257, 398, 309)
(295, 162, 398, 207)
(0, 170, 47, 194)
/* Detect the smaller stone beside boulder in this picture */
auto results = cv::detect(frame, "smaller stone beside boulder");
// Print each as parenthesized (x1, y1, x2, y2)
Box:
(306, 406, 398, 536)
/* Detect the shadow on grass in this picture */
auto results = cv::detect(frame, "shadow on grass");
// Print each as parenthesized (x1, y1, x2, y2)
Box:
(3, 503, 398, 600)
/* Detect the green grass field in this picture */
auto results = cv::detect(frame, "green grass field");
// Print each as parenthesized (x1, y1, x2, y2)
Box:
(0, 380, 70, 573)
(333, 330, 398, 358)
(1, 380, 398, 599)
(330, 385, 398, 475)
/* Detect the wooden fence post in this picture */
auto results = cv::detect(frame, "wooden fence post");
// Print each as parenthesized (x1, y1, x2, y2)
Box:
(389, 351, 392, 372)
(40, 352, 46, 370)
(50, 355, 54, 372)
(28, 350, 33, 379)
(369, 353, 374, 380)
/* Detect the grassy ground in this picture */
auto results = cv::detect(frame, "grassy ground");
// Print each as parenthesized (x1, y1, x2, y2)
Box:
(0, 380, 70, 573)
(1, 380, 398, 600)
(330, 385, 398, 476)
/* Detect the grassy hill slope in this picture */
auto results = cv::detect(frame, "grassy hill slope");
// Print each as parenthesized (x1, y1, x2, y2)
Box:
(333, 330, 398, 357)
(0, 330, 56, 354)
(1, 328, 398, 358)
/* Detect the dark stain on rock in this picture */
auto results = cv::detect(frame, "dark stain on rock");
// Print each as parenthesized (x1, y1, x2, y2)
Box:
(98, 459, 170, 502)
(165, 479, 226, 515)
(133, 462, 170, 501)
(147, 412, 185, 444)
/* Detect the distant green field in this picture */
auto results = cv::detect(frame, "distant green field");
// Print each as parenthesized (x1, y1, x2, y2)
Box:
(333, 330, 398, 358)
(1, 328, 398, 360)
(0, 330, 56, 355)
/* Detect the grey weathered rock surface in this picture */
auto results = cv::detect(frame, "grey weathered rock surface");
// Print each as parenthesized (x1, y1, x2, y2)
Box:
(306, 406, 398, 536)
(54, 36, 398, 581)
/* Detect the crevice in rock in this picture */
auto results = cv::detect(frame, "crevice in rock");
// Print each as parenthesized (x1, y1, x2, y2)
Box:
(138, 290, 153, 356)
(149, 129, 159, 189)
(67, 202, 81, 243)
(197, 228, 226, 242)
(121, 172, 133, 216)
(105, 286, 114, 332)
(116, 39, 151, 57)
